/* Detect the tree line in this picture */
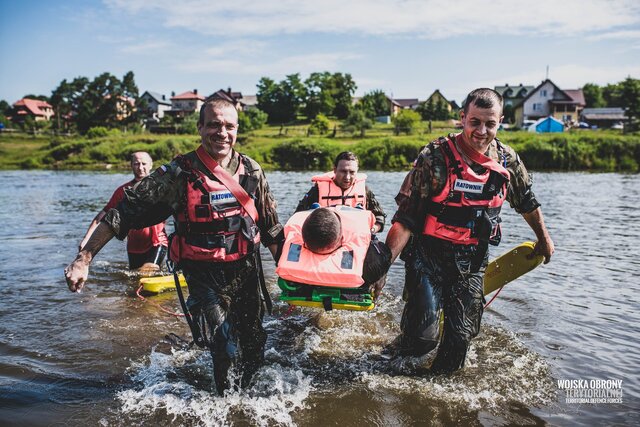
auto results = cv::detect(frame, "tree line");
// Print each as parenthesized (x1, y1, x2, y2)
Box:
(1, 72, 638, 135)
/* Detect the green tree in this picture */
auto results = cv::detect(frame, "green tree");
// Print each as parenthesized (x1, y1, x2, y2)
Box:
(49, 71, 139, 134)
(416, 99, 435, 121)
(0, 99, 9, 115)
(503, 104, 515, 124)
(393, 109, 421, 135)
(342, 109, 372, 137)
(332, 73, 357, 119)
(359, 90, 389, 119)
(582, 83, 606, 108)
(603, 82, 623, 107)
(21, 94, 50, 102)
(257, 74, 306, 123)
(620, 76, 640, 128)
(238, 108, 268, 133)
(304, 72, 335, 119)
(308, 113, 331, 135)
(178, 112, 199, 134)
(434, 98, 450, 120)
(50, 76, 89, 132)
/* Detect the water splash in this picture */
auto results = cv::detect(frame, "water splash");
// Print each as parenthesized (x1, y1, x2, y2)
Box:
(117, 347, 312, 426)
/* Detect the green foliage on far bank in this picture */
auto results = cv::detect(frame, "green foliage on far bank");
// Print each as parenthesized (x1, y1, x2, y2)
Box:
(1, 127, 639, 173)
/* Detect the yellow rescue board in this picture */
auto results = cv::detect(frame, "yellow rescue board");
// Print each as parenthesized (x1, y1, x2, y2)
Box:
(484, 241, 544, 295)
(139, 273, 187, 294)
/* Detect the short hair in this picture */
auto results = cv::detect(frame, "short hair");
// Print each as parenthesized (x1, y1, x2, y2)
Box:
(198, 97, 237, 125)
(130, 151, 152, 163)
(334, 151, 358, 168)
(302, 208, 342, 253)
(463, 88, 503, 113)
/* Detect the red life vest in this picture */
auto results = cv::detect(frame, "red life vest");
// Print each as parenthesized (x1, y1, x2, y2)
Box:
(276, 206, 374, 287)
(311, 172, 367, 208)
(423, 134, 510, 246)
(169, 147, 261, 263)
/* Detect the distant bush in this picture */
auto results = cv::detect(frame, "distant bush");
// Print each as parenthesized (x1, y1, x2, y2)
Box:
(308, 114, 331, 135)
(238, 108, 268, 133)
(86, 127, 109, 139)
(393, 110, 421, 135)
(271, 139, 342, 169)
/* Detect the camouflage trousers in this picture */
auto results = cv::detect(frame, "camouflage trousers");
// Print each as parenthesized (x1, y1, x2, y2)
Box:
(397, 236, 487, 374)
(182, 254, 267, 394)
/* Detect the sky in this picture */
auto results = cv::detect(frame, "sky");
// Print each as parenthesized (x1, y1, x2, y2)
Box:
(1, 0, 640, 105)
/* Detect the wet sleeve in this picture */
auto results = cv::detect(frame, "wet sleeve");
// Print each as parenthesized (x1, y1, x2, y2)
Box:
(103, 185, 125, 212)
(103, 163, 183, 240)
(504, 146, 541, 214)
(294, 184, 319, 213)
(366, 187, 387, 231)
(255, 168, 284, 247)
(392, 143, 446, 233)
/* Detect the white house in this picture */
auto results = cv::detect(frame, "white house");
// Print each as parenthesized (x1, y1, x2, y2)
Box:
(139, 91, 172, 120)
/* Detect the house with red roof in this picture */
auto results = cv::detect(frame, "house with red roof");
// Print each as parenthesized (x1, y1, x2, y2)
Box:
(514, 79, 585, 127)
(170, 90, 205, 116)
(11, 98, 54, 122)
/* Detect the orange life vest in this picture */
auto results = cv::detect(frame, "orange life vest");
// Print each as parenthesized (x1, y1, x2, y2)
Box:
(169, 147, 261, 263)
(276, 206, 374, 287)
(423, 135, 510, 245)
(311, 171, 367, 208)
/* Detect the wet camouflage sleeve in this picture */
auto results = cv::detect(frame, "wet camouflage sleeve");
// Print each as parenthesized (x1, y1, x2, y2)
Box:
(103, 160, 184, 240)
(294, 184, 319, 213)
(365, 187, 387, 231)
(392, 141, 448, 233)
(488, 142, 541, 214)
(252, 165, 284, 246)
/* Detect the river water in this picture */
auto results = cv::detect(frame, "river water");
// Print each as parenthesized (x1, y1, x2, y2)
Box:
(0, 170, 638, 426)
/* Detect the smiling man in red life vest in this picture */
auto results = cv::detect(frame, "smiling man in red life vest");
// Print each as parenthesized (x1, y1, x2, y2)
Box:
(79, 151, 168, 271)
(295, 151, 386, 233)
(385, 88, 554, 374)
(65, 98, 284, 395)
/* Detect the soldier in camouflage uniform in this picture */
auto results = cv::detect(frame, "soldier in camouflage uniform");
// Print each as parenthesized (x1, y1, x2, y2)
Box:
(65, 98, 284, 394)
(385, 88, 554, 374)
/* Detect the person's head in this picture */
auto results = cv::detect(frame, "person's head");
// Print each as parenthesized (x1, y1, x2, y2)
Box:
(332, 152, 359, 190)
(302, 208, 342, 254)
(130, 151, 153, 181)
(460, 88, 504, 152)
(197, 98, 239, 161)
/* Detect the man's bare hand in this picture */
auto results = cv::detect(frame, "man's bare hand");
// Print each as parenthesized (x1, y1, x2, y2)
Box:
(533, 236, 555, 264)
(64, 252, 91, 292)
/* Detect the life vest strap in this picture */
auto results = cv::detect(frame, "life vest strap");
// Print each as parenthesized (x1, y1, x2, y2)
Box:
(195, 146, 259, 222)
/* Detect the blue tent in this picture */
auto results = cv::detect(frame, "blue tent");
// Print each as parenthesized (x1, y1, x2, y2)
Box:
(528, 116, 564, 133)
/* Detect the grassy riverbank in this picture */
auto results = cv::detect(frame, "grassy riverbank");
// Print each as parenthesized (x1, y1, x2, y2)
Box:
(1, 125, 639, 172)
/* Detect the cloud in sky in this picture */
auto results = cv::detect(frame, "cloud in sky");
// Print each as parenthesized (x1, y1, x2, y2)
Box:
(105, 0, 640, 39)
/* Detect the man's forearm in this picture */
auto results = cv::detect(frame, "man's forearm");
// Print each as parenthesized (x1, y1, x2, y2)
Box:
(79, 211, 106, 250)
(77, 221, 116, 263)
(522, 207, 550, 241)
(385, 222, 412, 263)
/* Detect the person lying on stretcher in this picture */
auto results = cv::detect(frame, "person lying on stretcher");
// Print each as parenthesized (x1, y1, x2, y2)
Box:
(277, 206, 391, 299)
